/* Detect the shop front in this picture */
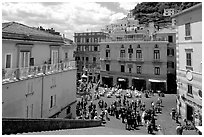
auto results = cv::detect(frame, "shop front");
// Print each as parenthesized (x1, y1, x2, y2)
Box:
(117, 77, 128, 89)
(132, 77, 146, 91)
(149, 79, 166, 92)
(102, 76, 113, 87)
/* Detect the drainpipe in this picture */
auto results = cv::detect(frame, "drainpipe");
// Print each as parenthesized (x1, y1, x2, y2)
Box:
(41, 67, 45, 118)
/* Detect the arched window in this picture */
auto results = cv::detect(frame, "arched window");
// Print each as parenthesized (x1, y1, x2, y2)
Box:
(121, 44, 124, 48)
(137, 44, 141, 48)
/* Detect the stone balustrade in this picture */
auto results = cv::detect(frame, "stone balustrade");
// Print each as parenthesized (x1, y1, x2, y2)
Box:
(2, 61, 76, 84)
(2, 117, 102, 135)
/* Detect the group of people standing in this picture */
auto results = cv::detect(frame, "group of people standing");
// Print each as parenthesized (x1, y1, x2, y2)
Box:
(76, 85, 164, 134)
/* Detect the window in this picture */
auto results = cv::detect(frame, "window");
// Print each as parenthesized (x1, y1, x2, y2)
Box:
(187, 84, 193, 95)
(82, 57, 84, 61)
(154, 67, 160, 75)
(129, 53, 132, 59)
(154, 50, 160, 59)
(50, 95, 57, 108)
(85, 46, 89, 51)
(106, 64, 110, 71)
(186, 52, 192, 66)
(106, 45, 109, 48)
(77, 38, 80, 43)
(129, 68, 132, 73)
(137, 44, 141, 48)
(5, 53, 12, 69)
(185, 23, 191, 36)
(106, 50, 110, 58)
(167, 61, 174, 68)
(137, 66, 141, 74)
(20, 51, 30, 68)
(128, 46, 133, 54)
(94, 46, 98, 51)
(136, 50, 142, 59)
(120, 50, 125, 58)
(86, 57, 89, 61)
(167, 49, 174, 56)
(86, 38, 89, 43)
(51, 50, 58, 65)
(121, 44, 124, 48)
(121, 65, 125, 72)
(93, 57, 96, 62)
(65, 52, 68, 59)
(168, 35, 173, 43)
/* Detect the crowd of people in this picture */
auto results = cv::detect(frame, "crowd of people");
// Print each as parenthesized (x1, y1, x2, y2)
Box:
(76, 84, 164, 134)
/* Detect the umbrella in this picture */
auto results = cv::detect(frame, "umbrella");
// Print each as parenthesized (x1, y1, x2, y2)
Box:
(81, 74, 88, 78)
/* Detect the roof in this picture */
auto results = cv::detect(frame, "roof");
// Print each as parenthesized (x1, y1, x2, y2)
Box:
(2, 22, 64, 43)
(156, 28, 176, 34)
(171, 3, 202, 18)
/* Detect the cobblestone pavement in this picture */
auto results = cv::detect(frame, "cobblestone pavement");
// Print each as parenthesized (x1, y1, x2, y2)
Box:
(20, 86, 199, 135)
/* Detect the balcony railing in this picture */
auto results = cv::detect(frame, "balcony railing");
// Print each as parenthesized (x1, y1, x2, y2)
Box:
(2, 61, 76, 83)
(101, 37, 168, 42)
(117, 57, 144, 63)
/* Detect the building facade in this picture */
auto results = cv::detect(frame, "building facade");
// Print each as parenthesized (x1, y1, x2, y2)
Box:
(2, 22, 77, 119)
(172, 3, 202, 125)
(100, 39, 168, 91)
(156, 27, 177, 93)
(74, 32, 109, 83)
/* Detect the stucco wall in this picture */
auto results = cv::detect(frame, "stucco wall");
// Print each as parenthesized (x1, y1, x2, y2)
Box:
(2, 40, 18, 69)
(2, 69, 77, 119)
(2, 77, 42, 118)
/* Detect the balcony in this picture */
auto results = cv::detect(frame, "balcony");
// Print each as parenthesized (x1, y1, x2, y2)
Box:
(2, 61, 76, 84)
(152, 59, 163, 64)
(117, 58, 144, 63)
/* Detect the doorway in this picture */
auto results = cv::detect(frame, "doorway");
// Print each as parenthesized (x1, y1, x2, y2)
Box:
(186, 104, 194, 121)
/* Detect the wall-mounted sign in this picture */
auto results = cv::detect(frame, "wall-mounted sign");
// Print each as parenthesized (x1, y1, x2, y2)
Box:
(186, 70, 193, 81)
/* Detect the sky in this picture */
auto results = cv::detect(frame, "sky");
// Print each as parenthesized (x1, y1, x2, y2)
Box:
(2, 1, 139, 40)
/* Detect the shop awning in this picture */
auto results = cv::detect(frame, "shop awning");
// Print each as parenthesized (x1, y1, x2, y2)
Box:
(149, 79, 166, 83)
(104, 76, 111, 78)
(196, 126, 202, 133)
(118, 78, 126, 81)
(133, 77, 144, 80)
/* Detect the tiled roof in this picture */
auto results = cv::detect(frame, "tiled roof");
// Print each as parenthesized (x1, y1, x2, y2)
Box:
(2, 22, 63, 43)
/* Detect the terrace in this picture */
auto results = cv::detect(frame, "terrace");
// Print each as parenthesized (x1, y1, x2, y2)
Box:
(2, 61, 76, 84)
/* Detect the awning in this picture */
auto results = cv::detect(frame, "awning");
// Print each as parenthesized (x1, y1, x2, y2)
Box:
(196, 126, 202, 133)
(149, 79, 166, 83)
(118, 78, 126, 81)
(133, 77, 144, 80)
(103, 76, 111, 78)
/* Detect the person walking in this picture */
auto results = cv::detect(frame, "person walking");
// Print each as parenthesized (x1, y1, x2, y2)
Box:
(176, 124, 184, 135)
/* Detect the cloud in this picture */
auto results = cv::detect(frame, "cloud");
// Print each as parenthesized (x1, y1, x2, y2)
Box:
(110, 13, 126, 24)
(2, 2, 135, 40)
(118, 2, 139, 11)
